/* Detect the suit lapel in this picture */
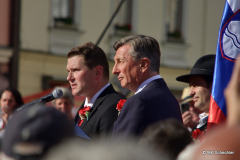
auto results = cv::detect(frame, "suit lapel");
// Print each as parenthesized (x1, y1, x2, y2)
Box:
(80, 84, 115, 128)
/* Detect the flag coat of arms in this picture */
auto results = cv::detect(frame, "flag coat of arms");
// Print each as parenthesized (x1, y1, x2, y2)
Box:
(208, 0, 240, 128)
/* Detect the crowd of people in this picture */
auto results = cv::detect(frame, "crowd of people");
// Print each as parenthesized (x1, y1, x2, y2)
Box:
(0, 34, 238, 160)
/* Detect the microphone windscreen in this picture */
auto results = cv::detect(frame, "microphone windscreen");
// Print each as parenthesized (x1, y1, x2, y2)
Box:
(52, 89, 63, 99)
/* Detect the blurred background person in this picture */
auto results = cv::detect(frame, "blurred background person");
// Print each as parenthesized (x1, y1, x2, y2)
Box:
(51, 86, 74, 121)
(224, 55, 240, 127)
(139, 119, 193, 160)
(180, 87, 202, 131)
(192, 125, 240, 160)
(1, 104, 74, 160)
(0, 88, 24, 136)
(43, 136, 165, 160)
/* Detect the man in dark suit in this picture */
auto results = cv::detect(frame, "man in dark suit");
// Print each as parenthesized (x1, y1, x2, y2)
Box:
(111, 35, 182, 140)
(67, 42, 125, 139)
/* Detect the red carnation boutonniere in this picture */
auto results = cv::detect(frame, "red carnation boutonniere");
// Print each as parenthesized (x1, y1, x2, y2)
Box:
(192, 129, 206, 142)
(78, 106, 92, 126)
(116, 99, 126, 116)
(79, 107, 92, 121)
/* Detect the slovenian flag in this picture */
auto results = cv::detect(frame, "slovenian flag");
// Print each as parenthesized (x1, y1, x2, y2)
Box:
(208, 0, 240, 129)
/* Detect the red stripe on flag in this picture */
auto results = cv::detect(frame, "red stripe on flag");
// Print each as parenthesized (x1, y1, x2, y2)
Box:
(208, 95, 226, 129)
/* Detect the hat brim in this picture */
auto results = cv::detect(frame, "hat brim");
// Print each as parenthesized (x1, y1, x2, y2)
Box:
(176, 73, 213, 83)
(180, 97, 193, 104)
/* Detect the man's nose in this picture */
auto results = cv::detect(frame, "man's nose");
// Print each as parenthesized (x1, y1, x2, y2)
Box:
(112, 64, 118, 75)
(6, 100, 11, 106)
(67, 72, 73, 81)
(190, 86, 195, 96)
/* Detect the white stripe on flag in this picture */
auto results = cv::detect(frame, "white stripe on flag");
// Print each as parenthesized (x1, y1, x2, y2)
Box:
(227, 0, 240, 13)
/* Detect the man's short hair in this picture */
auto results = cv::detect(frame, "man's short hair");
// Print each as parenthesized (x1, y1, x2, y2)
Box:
(113, 35, 161, 73)
(68, 42, 109, 79)
(139, 119, 193, 159)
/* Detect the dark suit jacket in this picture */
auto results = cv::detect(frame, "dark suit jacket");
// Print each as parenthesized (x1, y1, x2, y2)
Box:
(112, 78, 183, 140)
(74, 84, 125, 139)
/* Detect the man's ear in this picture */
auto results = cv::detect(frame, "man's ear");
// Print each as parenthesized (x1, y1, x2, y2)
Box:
(140, 58, 150, 73)
(94, 65, 103, 79)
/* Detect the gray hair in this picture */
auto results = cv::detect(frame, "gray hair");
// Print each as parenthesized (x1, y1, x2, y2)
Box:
(52, 87, 74, 106)
(113, 35, 161, 73)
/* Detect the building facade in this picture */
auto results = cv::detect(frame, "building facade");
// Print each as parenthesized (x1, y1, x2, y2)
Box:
(14, 0, 225, 100)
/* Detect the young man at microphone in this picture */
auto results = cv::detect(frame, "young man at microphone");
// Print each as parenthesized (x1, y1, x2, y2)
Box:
(67, 42, 125, 140)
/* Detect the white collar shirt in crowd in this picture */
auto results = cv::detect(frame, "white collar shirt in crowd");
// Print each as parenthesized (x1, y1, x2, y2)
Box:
(84, 83, 110, 107)
(196, 112, 208, 129)
(135, 75, 162, 95)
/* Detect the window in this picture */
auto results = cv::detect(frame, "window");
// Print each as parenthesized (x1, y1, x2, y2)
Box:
(49, 0, 81, 55)
(166, 0, 184, 43)
(161, 0, 188, 68)
(51, 0, 76, 28)
(114, 0, 133, 34)
(42, 75, 68, 90)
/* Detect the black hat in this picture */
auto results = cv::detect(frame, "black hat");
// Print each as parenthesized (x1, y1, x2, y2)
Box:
(2, 104, 74, 158)
(176, 54, 216, 83)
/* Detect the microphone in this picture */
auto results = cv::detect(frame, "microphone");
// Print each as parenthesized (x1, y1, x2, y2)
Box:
(17, 89, 63, 111)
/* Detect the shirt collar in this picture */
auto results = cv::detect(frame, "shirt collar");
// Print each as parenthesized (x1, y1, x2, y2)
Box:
(135, 75, 161, 95)
(199, 112, 208, 119)
(84, 83, 110, 107)
(197, 113, 208, 128)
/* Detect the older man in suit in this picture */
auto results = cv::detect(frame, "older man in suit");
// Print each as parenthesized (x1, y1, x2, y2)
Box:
(67, 42, 125, 139)
(112, 35, 182, 140)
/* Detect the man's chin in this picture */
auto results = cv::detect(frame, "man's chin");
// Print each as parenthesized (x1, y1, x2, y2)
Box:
(2, 107, 10, 114)
(194, 104, 205, 113)
(120, 81, 125, 87)
(71, 90, 79, 96)
(120, 82, 131, 90)
(73, 92, 84, 97)
(193, 103, 201, 110)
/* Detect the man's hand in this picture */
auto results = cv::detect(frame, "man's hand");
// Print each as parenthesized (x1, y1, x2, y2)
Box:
(182, 111, 194, 128)
(1, 113, 8, 124)
(182, 106, 200, 129)
(224, 56, 240, 126)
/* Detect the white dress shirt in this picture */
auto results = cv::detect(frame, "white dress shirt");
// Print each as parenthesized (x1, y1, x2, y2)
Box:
(84, 83, 110, 107)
